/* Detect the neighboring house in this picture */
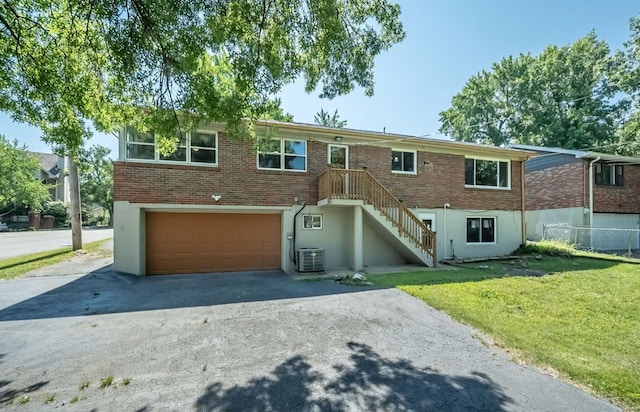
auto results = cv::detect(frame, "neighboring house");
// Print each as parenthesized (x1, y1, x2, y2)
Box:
(34, 152, 70, 203)
(509, 144, 640, 244)
(113, 121, 533, 276)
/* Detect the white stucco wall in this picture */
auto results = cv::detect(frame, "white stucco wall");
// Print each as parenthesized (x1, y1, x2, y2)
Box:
(113, 201, 145, 275)
(411, 208, 524, 260)
(113, 202, 525, 275)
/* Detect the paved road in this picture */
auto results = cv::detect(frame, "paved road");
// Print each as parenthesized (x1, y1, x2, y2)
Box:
(0, 228, 113, 259)
(0, 269, 619, 411)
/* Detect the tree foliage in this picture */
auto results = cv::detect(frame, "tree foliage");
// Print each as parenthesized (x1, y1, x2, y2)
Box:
(0, 0, 405, 157)
(314, 108, 347, 128)
(439, 32, 625, 150)
(614, 15, 640, 155)
(0, 135, 51, 211)
(78, 145, 113, 226)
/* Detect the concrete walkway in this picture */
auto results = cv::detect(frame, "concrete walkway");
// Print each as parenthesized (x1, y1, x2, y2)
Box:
(0, 267, 618, 411)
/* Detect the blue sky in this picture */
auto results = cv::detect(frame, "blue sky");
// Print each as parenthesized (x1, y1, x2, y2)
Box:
(2, 0, 639, 157)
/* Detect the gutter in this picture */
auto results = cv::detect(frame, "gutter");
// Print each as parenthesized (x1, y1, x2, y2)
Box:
(588, 156, 601, 228)
(521, 162, 526, 245)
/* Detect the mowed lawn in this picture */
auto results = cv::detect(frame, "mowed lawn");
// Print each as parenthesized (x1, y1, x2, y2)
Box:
(371, 250, 640, 410)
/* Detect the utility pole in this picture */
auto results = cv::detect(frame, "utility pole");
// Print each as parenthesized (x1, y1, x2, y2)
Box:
(68, 157, 83, 250)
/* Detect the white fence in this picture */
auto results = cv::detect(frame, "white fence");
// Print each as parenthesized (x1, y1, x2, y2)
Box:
(543, 224, 640, 257)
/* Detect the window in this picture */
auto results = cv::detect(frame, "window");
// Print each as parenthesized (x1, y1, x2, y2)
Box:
(467, 217, 495, 243)
(125, 127, 218, 165)
(159, 133, 187, 162)
(465, 158, 509, 188)
(126, 129, 155, 160)
(258, 138, 306, 171)
(303, 214, 323, 229)
(391, 150, 416, 174)
(595, 163, 623, 186)
(190, 132, 217, 164)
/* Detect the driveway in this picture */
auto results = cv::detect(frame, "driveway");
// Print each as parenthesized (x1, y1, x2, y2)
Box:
(0, 228, 113, 259)
(0, 269, 618, 411)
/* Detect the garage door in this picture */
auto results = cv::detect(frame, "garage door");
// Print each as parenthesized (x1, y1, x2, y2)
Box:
(146, 212, 281, 275)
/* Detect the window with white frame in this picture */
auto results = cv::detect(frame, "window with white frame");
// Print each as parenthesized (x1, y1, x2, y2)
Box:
(302, 214, 323, 229)
(465, 158, 510, 188)
(125, 127, 218, 165)
(595, 163, 623, 186)
(391, 150, 416, 174)
(467, 217, 496, 243)
(258, 138, 306, 171)
(126, 129, 155, 160)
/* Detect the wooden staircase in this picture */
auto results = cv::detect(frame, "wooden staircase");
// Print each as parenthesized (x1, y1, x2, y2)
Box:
(319, 169, 437, 266)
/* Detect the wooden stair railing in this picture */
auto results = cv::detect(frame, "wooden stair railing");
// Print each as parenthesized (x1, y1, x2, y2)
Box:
(319, 169, 437, 266)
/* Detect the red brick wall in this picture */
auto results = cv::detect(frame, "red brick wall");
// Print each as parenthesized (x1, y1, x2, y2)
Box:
(594, 164, 640, 213)
(524, 159, 640, 213)
(524, 161, 586, 210)
(114, 133, 524, 211)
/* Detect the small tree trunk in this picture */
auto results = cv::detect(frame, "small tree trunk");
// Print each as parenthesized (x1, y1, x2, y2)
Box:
(68, 157, 83, 250)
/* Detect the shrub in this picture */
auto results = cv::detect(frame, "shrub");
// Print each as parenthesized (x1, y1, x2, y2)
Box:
(42, 201, 69, 226)
(515, 240, 576, 257)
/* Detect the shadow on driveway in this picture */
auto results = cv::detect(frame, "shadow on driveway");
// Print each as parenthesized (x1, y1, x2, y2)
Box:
(0, 267, 379, 321)
(193, 341, 513, 411)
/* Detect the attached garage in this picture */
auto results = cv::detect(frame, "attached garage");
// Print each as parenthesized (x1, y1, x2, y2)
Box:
(146, 212, 281, 275)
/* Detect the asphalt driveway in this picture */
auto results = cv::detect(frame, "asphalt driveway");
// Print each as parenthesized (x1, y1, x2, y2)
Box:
(0, 227, 113, 259)
(0, 269, 618, 411)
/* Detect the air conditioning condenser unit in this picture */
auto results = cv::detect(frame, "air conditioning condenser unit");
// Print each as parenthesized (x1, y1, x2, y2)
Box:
(297, 248, 325, 273)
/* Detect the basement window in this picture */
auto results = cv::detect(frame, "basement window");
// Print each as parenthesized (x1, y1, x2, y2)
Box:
(467, 217, 496, 244)
(302, 214, 323, 230)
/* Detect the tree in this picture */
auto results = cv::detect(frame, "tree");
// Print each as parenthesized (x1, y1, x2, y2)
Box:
(314, 109, 347, 128)
(78, 145, 114, 226)
(439, 33, 624, 150)
(0, 135, 51, 214)
(614, 15, 640, 155)
(0, 0, 405, 247)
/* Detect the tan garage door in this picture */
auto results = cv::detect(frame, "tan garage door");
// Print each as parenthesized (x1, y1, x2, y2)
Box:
(146, 212, 281, 275)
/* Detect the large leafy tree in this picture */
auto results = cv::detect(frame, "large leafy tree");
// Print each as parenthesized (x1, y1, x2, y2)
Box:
(439, 33, 624, 150)
(615, 15, 640, 155)
(0, 0, 405, 246)
(0, 135, 51, 214)
(78, 145, 114, 226)
(0, 0, 405, 155)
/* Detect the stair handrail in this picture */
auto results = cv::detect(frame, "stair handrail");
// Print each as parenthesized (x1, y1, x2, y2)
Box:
(319, 169, 437, 265)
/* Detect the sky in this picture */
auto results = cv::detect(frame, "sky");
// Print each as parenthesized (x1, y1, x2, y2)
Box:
(2, 0, 639, 157)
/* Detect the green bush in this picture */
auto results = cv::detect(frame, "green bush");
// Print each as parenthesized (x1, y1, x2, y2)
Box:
(515, 240, 576, 256)
(42, 201, 69, 226)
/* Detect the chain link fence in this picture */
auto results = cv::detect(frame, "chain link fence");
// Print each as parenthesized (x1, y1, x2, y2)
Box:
(542, 223, 640, 258)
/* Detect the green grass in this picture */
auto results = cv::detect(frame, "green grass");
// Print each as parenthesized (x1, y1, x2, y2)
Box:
(100, 376, 114, 388)
(0, 238, 112, 280)
(370, 249, 640, 410)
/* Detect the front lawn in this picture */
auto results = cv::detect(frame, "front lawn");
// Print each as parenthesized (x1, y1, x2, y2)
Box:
(370, 252, 640, 410)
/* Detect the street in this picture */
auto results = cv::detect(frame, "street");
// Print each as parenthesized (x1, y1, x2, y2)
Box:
(0, 228, 113, 259)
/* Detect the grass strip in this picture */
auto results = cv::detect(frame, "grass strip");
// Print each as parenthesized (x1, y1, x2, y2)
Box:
(0, 238, 112, 280)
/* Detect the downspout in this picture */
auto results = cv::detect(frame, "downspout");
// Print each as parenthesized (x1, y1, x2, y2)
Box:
(443, 203, 450, 258)
(588, 157, 600, 228)
(521, 161, 526, 245)
(291, 203, 307, 266)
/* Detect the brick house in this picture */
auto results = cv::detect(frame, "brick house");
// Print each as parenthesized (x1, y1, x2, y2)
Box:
(114, 121, 532, 276)
(509, 144, 640, 243)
